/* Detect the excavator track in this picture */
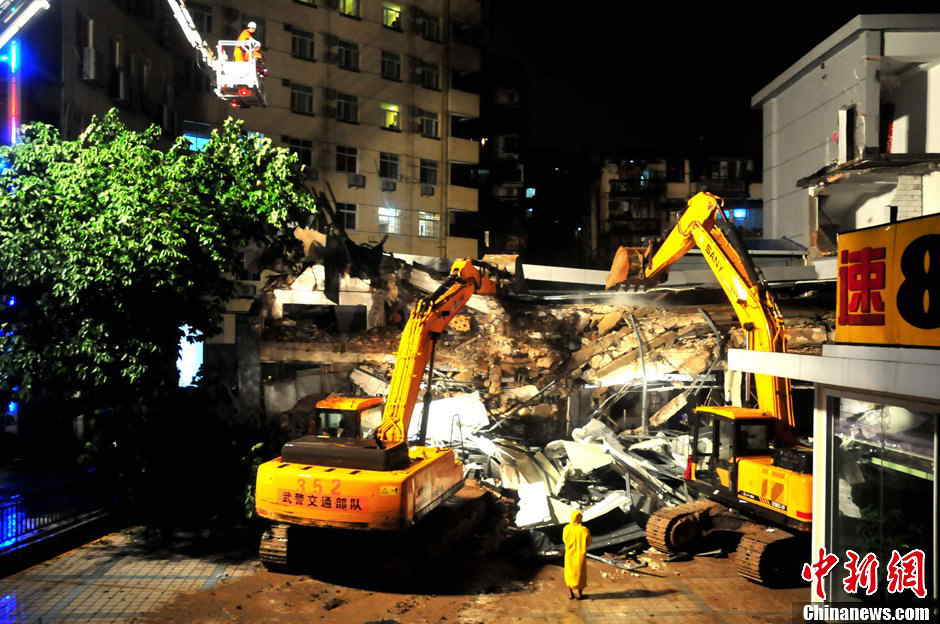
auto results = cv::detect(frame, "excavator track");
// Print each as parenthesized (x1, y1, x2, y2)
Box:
(645, 499, 719, 553)
(259, 522, 291, 571)
(734, 526, 803, 586)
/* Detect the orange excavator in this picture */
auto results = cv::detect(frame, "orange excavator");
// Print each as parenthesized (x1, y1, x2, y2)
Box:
(607, 192, 812, 584)
(254, 259, 508, 569)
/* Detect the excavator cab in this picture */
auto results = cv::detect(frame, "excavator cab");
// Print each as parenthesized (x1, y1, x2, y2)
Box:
(687, 407, 775, 495)
(307, 396, 383, 439)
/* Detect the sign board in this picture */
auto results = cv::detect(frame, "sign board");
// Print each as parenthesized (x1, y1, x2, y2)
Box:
(835, 213, 940, 346)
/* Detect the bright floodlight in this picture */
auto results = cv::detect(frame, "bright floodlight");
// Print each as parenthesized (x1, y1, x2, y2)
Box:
(0, 1, 50, 52)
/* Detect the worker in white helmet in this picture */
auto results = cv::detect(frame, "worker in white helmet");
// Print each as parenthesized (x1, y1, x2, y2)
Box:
(234, 21, 262, 63)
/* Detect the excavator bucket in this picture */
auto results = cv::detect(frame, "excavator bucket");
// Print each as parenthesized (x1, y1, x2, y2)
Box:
(605, 245, 650, 290)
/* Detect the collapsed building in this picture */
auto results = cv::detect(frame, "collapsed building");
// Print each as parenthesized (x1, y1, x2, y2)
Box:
(226, 247, 833, 559)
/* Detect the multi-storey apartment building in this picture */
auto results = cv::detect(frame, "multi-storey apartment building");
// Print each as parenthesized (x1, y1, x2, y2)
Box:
(14, 1, 483, 258)
(15, 0, 187, 140)
(179, 0, 483, 259)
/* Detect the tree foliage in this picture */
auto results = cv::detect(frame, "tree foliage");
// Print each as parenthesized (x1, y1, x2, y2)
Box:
(0, 110, 316, 404)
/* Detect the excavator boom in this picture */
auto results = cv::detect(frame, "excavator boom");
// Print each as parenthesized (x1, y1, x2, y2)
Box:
(607, 192, 794, 432)
(375, 259, 496, 443)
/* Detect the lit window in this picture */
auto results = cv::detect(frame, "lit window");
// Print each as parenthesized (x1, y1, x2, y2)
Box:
(381, 51, 401, 81)
(337, 39, 359, 71)
(291, 30, 314, 60)
(290, 83, 314, 115)
(381, 103, 401, 131)
(336, 202, 357, 230)
(379, 153, 399, 179)
(336, 92, 358, 123)
(339, 0, 359, 17)
(418, 211, 440, 238)
(733, 208, 748, 220)
(378, 206, 401, 234)
(526, 187, 536, 199)
(336, 145, 357, 172)
(383, 3, 402, 30)
(420, 159, 438, 185)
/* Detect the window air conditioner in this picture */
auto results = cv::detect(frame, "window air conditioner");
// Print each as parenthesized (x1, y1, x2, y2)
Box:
(81, 47, 97, 81)
(348, 173, 366, 188)
(381, 179, 396, 192)
(114, 69, 128, 101)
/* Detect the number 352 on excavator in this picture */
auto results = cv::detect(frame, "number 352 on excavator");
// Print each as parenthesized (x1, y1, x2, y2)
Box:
(253, 259, 514, 569)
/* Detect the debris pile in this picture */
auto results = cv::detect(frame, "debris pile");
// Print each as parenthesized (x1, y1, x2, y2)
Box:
(257, 258, 834, 556)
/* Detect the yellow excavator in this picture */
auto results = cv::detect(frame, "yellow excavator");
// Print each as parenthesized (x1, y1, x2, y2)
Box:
(254, 258, 506, 568)
(607, 192, 812, 585)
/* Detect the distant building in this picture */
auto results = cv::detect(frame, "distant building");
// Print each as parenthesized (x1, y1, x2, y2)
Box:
(752, 13, 940, 265)
(591, 154, 762, 263)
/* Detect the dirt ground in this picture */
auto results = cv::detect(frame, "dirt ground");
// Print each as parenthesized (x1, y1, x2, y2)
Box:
(137, 545, 810, 624)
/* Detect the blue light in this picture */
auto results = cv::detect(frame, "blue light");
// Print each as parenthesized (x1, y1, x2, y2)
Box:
(183, 133, 209, 152)
(6, 296, 14, 307)
(6, 401, 16, 416)
(0, 591, 16, 621)
(732, 208, 748, 220)
(0, 39, 18, 74)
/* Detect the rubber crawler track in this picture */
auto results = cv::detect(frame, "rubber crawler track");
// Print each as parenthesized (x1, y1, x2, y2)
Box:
(733, 526, 798, 585)
(259, 522, 290, 571)
(645, 499, 718, 553)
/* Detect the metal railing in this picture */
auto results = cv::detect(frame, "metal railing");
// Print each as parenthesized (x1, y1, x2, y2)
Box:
(0, 474, 110, 556)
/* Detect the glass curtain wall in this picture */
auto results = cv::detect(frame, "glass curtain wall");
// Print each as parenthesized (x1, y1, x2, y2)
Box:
(829, 394, 937, 603)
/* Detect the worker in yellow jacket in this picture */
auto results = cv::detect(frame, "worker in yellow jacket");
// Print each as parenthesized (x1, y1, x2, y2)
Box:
(563, 510, 591, 600)
(234, 21, 261, 63)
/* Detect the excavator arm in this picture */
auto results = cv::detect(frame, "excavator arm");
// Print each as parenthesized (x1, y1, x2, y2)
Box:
(608, 192, 795, 433)
(374, 259, 498, 443)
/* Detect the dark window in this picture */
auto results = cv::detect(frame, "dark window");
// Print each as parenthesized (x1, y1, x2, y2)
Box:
(286, 137, 313, 169)
(291, 30, 314, 60)
(336, 202, 357, 230)
(188, 3, 212, 36)
(379, 152, 399, 179)
(337, 39, 359, 71)
(336, 93, 358, 123)
(381, 51, 401, 80)
(417, 110, 438, 138)
(336, 145, 357, 172)
(291, 83, 314, 115)
(420, 159, 438, 185)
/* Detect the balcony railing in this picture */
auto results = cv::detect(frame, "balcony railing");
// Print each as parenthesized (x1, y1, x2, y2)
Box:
(609, 176, 665, 197)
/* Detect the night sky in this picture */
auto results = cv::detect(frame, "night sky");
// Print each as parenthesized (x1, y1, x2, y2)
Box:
(490, 4, 939, 157)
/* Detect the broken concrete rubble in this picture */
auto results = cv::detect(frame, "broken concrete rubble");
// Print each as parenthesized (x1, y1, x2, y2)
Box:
(255, 257, 834, 560)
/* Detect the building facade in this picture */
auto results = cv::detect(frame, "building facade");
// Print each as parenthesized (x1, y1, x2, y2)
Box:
(752, 14, 940, 263)
(742, 14, 940, 606)
(592, 155, 762, 263)
(180, 0, 483, 259)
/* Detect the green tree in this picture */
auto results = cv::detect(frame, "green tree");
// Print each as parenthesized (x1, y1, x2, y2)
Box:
(0, 109, 316, 409)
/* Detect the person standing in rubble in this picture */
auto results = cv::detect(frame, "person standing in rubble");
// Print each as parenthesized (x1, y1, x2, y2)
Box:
(563, 510, 591, 600)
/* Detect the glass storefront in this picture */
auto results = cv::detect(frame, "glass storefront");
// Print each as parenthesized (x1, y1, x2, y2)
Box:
(829, 393, 937, 603)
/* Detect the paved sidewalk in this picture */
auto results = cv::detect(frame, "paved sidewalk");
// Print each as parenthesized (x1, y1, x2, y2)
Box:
(0, 529, 258, 623)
